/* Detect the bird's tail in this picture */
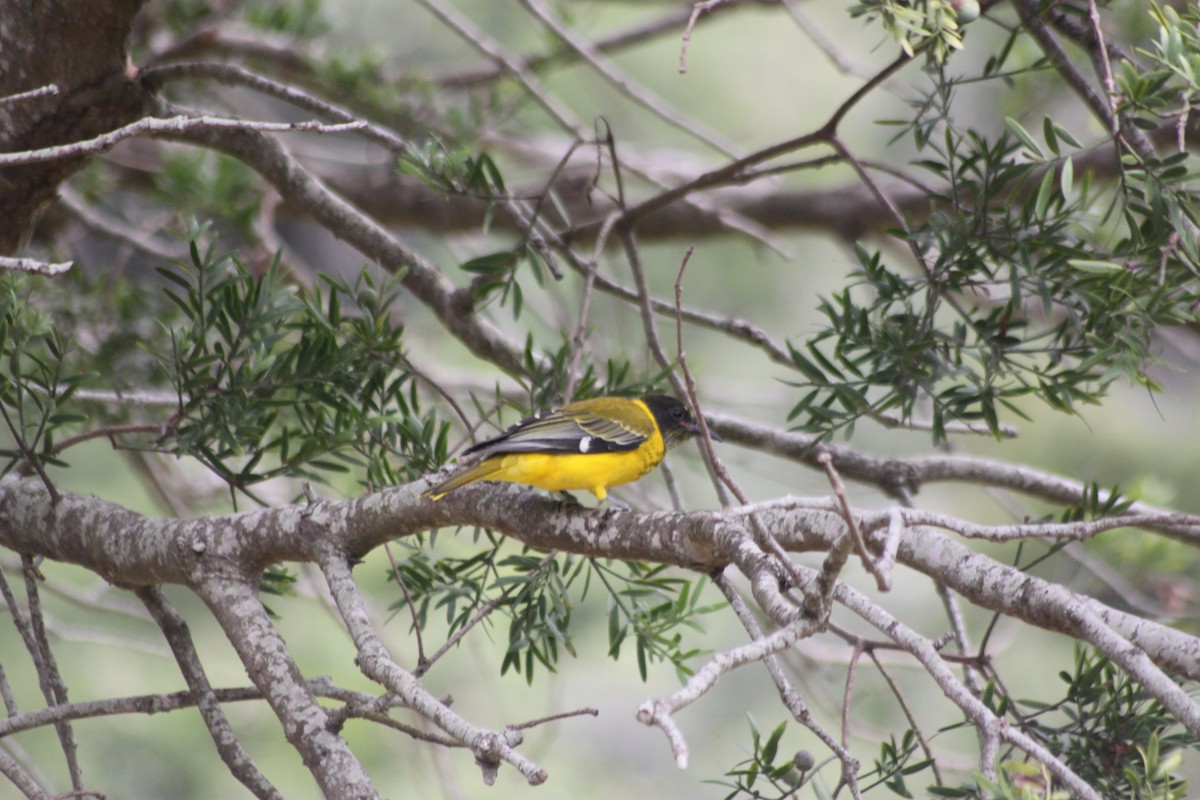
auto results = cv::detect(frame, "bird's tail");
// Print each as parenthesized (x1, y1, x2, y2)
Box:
(421, 460, 503, 500)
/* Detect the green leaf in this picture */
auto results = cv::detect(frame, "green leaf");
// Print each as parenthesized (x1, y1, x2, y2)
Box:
(1005, 117, 1045, 160)
(460, 251, 518, 275)
(1067, 259, 1123, 272)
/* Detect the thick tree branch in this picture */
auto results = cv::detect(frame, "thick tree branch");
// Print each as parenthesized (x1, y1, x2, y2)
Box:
(0, 0, 147, 254)
(192, 573, 378, 800)
(136, 586, 283, 800)
(3, 473, 1196, 688)
(317, 551, 548, 786)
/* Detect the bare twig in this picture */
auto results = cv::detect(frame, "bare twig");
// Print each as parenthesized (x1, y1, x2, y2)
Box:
(836, 581, 1101, 799)
(0, 257, 72, 276)
(517, 0, 741, 158)
(0, 747, 48, 800)
(317, 551, 548, 786)
(140, 62, 407, 154)
(412, 0, 578, 131)
(0, 660, 18, 715)
(0, 115, 366, 167)
(440, 6, 696, 88)
(49, 423, 163, 456)
(817, 452, 889, 590)
(382, 542, 427, 670)
(0, 84, 59, 106)
(712, 571, 862, 797)
(20, 557, 83, 792)
(193, 575, 377, 800)
(867, 649, 945, 787)
(679, 1, 733, 74)
(509, 707, 599, 731)
(57, 186, 184, 262)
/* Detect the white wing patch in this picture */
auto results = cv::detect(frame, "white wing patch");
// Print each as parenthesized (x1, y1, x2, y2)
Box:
(579, 437, 592, 453)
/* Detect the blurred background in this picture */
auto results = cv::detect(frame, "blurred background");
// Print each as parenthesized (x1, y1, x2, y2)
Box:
(4, 0, 1199, 797)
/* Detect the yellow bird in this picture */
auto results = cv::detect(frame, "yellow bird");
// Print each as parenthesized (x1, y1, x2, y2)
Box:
(423, 394, 715, 501)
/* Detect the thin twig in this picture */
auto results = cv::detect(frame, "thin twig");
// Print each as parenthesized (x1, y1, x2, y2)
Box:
(440, 6, 695, 88)
(0, 403, 58, 500)
(49, 423, 163, 456)
(20, 557, 83, 792)
(866, 649, 945, 787)
(0, 84, 59, 106)
(382, 543, 427, 670)
(0, 115, 366, 167)
(840, 642, 864, 750)
(57, 187, 184, 262)
(0, 257, 72, 276)
(140, 62, 407, 154)
(672, 246, 734, 507)
(317, 551, 548, 785)
(816, 452, 889, 590)
(509, 707, 599, 731)
(679, 1, 732, 74)
(412, 0, 579, 131)
(517, 0, 741, 158)
(712, 572, 862, 797)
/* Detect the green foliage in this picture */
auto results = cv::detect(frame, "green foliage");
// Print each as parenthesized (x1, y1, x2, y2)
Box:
(153, 225, 446, 496)
(846, 647, 1195, 800)
(789, 14, 1200, 443)
(594, 562, 717, 682)
(160, 0, 217, 35)
(853, 728, 935, 798)
(0, 276, 91, 475)
(458, 244, 551, 319)
(1058, 481, 1134, 523)
(850, 0, 969, 62)
(399, 140, 560, 317)
(314, 52, 419, 125)
(157, 0, 326, 38)
(153, 153, 261, 239)
(1017, 647, 1194, 798)
(389, 541, 580, 683)
(243, 0, 327, 36)
(935, 647, 1194, 799)
(389, 541, 714, 685)
(390, 538, 582, 682)
(708, 719, 812, 799)
(495, 551, 582, 681)
(399, 139, 507, 200)
(515, 336, 658, 414)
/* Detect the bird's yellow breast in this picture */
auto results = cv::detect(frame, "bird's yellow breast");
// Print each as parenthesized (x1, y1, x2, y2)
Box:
(485, 430, 665, 500)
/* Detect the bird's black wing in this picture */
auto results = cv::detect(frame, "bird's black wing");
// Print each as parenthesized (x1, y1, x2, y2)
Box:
(464, 407, 646, 456)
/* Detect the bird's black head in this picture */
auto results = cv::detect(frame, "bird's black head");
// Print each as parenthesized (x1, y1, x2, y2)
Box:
(640, 394, 720, 450)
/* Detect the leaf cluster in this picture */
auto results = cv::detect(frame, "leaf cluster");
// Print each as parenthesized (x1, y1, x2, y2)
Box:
(0, 276, 91, 475)
(1017, 647, 1194, 799)
(596, 562, 717, 682)
(849, 0, 970, 62)
(789, 24, 1200, 443)
(389, 541, 579, 682)
(389, 541, 714, 685)
(154, 226, 446, 496)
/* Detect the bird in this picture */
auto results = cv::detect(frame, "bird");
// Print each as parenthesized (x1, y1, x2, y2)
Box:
(422, 394, 716, 501)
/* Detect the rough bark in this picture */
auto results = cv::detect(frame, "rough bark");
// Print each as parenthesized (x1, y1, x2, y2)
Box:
(0, 0, 148, 253)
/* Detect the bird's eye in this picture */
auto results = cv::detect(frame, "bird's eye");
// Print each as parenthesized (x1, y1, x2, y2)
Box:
(672, 407, 685, 419)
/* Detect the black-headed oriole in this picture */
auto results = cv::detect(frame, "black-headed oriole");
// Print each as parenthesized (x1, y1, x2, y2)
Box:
(423, 394, 715, 501)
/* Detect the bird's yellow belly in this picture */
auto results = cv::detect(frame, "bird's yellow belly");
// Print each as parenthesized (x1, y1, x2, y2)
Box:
(490, 448, 660, 499)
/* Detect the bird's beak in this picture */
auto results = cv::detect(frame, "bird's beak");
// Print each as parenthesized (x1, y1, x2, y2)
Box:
(688, 420, 721, 442)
